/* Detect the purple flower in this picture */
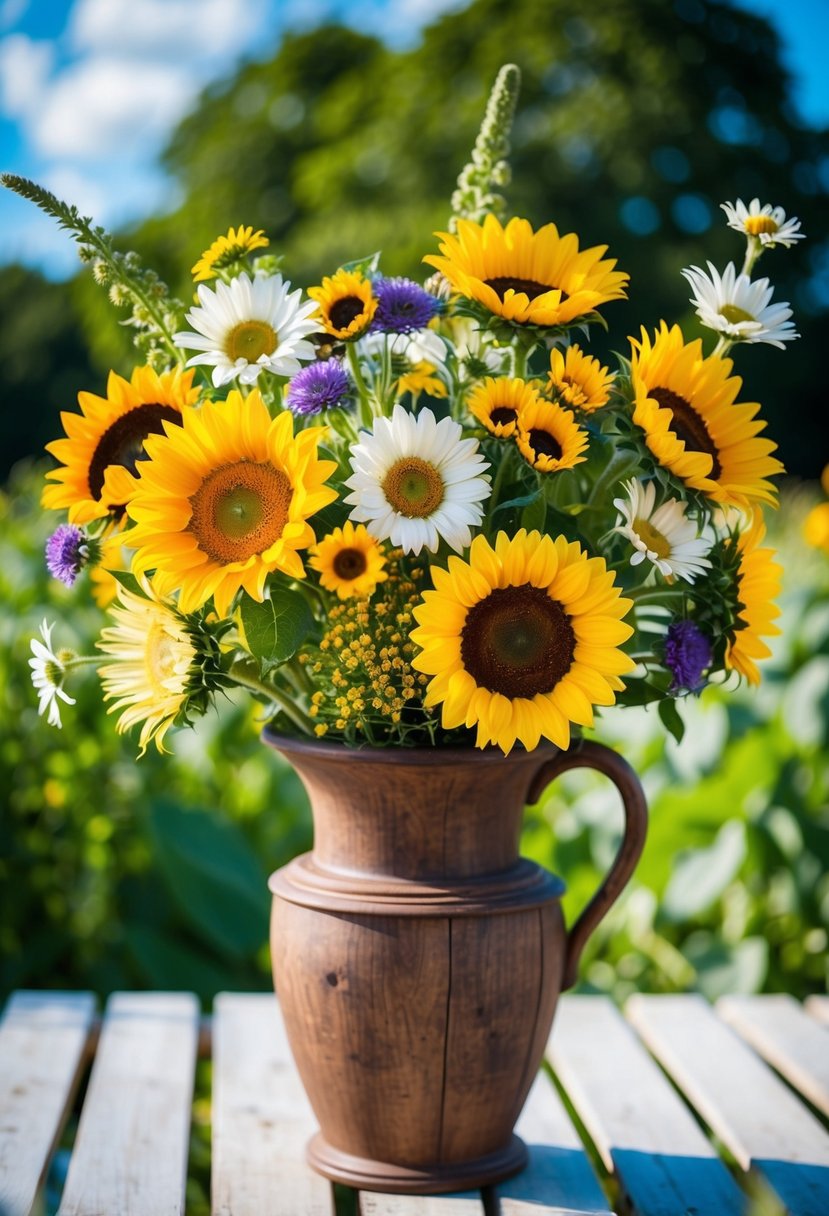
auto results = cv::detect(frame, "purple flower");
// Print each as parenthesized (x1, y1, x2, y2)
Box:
(286, 360, 352, 416)
(45, 525, 87, 587)
(664, 619, 713, 693)
(371, 277, 439, 334)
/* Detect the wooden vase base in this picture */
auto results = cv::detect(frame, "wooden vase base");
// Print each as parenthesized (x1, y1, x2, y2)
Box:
(306, 1131, 528, 1194)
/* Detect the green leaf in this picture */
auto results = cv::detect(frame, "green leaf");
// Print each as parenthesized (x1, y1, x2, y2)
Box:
(125, 924, 249, 1004)
(493, 488, 540, 514)
(147, 799, 270, 958)
(614, 679, 664, 706)
(340, 250, 381, 277)
(109, 568, 143, 597)
(683, 933, 768, 1000)
(521, 492, 547, 532)
(658, 697, 685, 744)
(661, 820, 746, 921)
(239, 588, 313, 671)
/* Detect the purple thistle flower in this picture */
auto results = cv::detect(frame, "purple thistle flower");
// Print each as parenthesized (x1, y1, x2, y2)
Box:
(371, 277, 439, 334)
(664, 619, 713, 693)
(286, 360, 352, 416)
(45, 525, 87, 587)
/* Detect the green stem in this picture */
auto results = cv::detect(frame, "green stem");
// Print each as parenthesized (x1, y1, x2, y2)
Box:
(628, 586, 685, 604)
(741, 236, 763, 278)
(347, 343, 373, 429)
(228, 662, 314, 734)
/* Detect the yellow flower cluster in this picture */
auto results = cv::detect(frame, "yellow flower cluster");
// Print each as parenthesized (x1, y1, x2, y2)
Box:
(301, 557, 433, 743)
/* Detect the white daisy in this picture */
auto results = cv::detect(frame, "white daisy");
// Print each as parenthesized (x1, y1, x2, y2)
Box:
(28, 619, 75, 728)
(721, 198, 805, 248)
(682, 262, 799, 349)
(613, 480, 713, 583)
(344, 404, 490, 555)
(174, 272, 318, 387)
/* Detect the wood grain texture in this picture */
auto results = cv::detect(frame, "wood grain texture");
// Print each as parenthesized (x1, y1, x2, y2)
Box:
(719, 994, 829, 1117)
(550, 995, 746, 1216)
(358, 1190, 483, 1215)
(56, 992, 198, 1216)
(628, 994, 829, 1216)
(496, 1070, 612, 1215)
(0, 991, 95, 1216)
(211, 993, 333, 1216)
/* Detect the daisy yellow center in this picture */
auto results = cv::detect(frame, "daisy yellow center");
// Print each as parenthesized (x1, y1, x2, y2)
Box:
(490, 406, 518, 426)
(745, 216, 778, 236)
(332, 547, 368, 579)
(649, 387, 722, 480)
(225, 320, 278, 364)
(189, 461, 292, 563)
(460, 584, 576, 698)
(329, 296, 366, 332)
(88, 402, 181, 500)
(719, 303, 756, 324)
(633, 518, 671, 558)
(484, 276, 568, 302)
(527, 428, 563, 461)
(382, 457, 444, 518)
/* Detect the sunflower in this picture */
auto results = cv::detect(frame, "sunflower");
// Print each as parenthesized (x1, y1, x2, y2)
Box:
(515, 395, 589, 473)
(308, 269, 377, 340)
(191, 225, 269, 282)
(411, 529, 634, 754)
(630, 323, 784, 508)
(396, 362, 448, 399)
(423, 215, 628, 328)
(309, 522, 388, 600)
(42, 366, 199, 524)
(548, 345, 615, 412)
(466, 376, 538, 437)
(725, 520, 782, 685)
(97, 583, 201, 754)
(126, 389, 338, 618)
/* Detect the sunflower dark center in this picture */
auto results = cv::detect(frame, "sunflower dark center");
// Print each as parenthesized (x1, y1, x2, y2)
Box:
(484, 276, 568, 303)
(333, 547, 367, 580)
(650, 387, 722, 479)
(528, 429, 563, 461)
(329, 296, 365, 332)
(460, 584, 576, 699)
(490, 406, 518, 426)
(88, 403, 181, 500)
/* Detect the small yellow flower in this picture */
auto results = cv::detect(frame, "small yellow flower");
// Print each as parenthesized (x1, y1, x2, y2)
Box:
(309, 522, 389, 600)
(466, 376, 538, 438)
(515, 395, 590, 473)
(308, 269, 377, 340)
(548, 345, 615, 412)
(396, 362, 447, 398)
(804, 502, 829, 555)
(191, 225, 269, 282)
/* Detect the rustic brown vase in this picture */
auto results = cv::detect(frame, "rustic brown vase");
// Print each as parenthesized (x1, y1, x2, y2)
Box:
(266, 730, 647, 1195)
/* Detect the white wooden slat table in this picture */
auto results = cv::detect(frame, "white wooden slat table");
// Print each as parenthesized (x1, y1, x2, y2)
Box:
(2, 991, 829, 1216)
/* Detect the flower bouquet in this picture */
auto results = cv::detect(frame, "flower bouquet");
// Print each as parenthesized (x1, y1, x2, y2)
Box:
(5, 62, 801, 1193)
(8, 67, 794, 759)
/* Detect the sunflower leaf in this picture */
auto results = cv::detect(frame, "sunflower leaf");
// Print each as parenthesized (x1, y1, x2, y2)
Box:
(239, 588, 313, 672)
(340, 250, 381, 277)
(659, 697, 686, 744)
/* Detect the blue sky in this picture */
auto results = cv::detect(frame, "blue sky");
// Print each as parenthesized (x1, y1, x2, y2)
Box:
(0, 0, 826, 279)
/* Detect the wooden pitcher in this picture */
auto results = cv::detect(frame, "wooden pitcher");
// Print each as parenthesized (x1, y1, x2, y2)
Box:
(266, 730, 647, 1194)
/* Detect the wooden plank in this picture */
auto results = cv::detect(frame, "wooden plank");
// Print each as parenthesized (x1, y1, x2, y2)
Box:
(805, 995, 829, 1026)
(359, 1191, 482, 1215)
(549, 995, 746, 1216)
(57, 992, 199, 1216)
(496, 1069, 612, 1215)
(628, 994, 829, 1216)
(212, 992, 334, 1216)
(0, 991, 95, 1216)
(719, 995, 829, 1117)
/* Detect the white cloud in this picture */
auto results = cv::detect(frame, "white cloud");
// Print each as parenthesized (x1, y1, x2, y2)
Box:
(69, 0, 264, 63)
(0, 33, 54, 118)
(30, 56, 195, 160)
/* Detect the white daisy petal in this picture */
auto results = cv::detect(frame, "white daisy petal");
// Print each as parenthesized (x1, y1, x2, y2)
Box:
(682, 261, 799, 349)
(28, 620, 75, 729)
(345, 406, 491, 555)
(612, 479, 713, 583)
(173, 271, 318, 384)
(721, 198, 805, 248)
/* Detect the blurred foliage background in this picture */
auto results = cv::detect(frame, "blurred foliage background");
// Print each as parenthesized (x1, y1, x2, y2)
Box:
(1, 0, 827, 1010)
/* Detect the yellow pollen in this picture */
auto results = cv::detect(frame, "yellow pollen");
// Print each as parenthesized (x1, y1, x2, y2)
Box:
(225, 320, 278, 363)
(382, 456, 444, 517)
(189, 460, 292, 563)
(745, 216, 779, 236)
(633, 517, 672, 559)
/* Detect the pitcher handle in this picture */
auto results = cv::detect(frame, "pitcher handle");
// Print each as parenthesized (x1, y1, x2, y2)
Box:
(527, 740, 648, 990)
